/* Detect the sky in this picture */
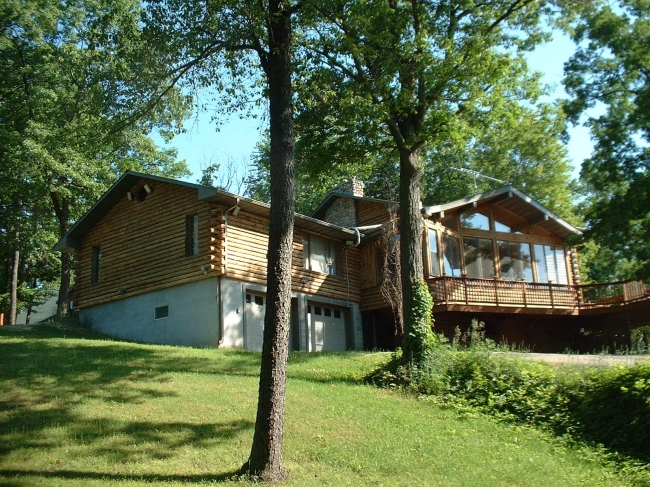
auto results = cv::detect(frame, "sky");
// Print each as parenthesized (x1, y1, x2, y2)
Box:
(156, 32, 593, 186)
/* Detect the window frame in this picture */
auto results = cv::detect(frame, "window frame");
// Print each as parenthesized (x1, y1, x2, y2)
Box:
(498, 240, 533, 281)
(185, 214, 199, 257)
(427, 229, 441, 277)
(462, 236, 496, 279)
(91, 246, 102, 283)
(303, 233, 342, 276)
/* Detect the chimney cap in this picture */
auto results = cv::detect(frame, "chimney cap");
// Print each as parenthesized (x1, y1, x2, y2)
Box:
(333, 178, 364, 197)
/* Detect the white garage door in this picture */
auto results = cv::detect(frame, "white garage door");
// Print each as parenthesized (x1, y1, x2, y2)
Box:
(244, 292, 295, 351)
(244, 292, 265, 351)
(308, 303, 346, 352)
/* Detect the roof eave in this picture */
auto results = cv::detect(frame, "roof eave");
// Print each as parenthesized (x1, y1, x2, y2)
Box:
(422, 185, 582, 238)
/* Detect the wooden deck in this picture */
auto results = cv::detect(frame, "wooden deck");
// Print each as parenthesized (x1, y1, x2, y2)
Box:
(427, 277, 648, 310)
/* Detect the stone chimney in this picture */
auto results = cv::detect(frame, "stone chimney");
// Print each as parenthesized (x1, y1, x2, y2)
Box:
(324, 178, 365, 227)
(334, 178, 364, 197)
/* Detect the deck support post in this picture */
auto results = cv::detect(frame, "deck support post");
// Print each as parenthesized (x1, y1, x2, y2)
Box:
(463, 275, 469, 304)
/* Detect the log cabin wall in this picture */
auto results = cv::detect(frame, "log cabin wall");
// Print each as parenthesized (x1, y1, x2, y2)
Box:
(221, 210, 362, 303)
(76, 180, 217, 309)
(357, 200, 394, 226)
(359, 240, 392, 312)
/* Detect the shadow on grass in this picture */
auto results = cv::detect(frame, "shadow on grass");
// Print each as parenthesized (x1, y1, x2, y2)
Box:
(0, 468, 243, 484)
(0, 338, 259, 469)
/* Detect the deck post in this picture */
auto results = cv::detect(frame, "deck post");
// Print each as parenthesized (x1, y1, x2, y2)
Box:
(463, 275, 469, 304)
(494, 278, 499, 306)
(549, 281, 554, 309)
(623, 280, 629, 303)
(522, 281, 527, 308)
(443, 276, 448, 304)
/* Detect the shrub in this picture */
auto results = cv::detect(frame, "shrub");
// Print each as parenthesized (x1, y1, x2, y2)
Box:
(371, 345, 650, 464)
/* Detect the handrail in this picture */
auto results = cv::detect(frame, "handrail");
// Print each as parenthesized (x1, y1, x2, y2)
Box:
(427, 276, 648, 310)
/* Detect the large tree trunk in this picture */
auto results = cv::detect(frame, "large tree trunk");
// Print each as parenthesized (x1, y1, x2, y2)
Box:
(242, 0, 294, 481)
(52, 194, 71, 317)
(9, 247, 19, 326)
(399, 146, 424, 359)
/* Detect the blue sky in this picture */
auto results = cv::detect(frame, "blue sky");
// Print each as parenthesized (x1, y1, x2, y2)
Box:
(157, 32, 593, 185)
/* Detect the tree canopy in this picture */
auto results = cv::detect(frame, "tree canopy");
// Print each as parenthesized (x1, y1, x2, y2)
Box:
(564, 0, 650, 282)
(0, 0, 190, 320)
(294, 0, 571, 358)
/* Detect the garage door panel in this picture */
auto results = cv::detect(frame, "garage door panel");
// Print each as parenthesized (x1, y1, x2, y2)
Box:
(308, 303, 346, 352)
(245, 292, 265, 351)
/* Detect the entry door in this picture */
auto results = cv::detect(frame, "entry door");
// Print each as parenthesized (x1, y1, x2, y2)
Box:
(244, 292, 265, 351)
(308, 303, 346, 352)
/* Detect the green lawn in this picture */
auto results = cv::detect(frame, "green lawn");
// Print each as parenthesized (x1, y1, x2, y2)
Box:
(0, 325, 633, 486)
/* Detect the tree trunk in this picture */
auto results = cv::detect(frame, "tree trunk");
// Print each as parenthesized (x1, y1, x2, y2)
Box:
(52, 194, 71, 317)
(399, 146, 424, 359)
(9, 248, 19, 326)
(242, 0, 294, 481)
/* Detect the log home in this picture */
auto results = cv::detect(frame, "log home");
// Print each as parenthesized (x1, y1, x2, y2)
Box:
(315, 184, 650, 352)
(55, 171, 364, 350)
(56, 172, 649, 352)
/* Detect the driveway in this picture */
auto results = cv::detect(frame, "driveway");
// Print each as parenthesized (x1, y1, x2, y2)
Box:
(514, 352, 650, 367)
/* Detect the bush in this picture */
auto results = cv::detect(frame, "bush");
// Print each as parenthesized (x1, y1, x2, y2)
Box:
(370, 345, 650, 464)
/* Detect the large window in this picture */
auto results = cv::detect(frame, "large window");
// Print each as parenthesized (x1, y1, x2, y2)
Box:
(428, 229, 440, 276)
(185, 215, 199, 257)
(534, 244, 568, 284)
(463, 237, 495, 278)
(460, 210, 490, 230)
(304, 234, 340, 276)
(91, 246, 102, 283)
(498, 241, 533, 281)
(442, 233, 462, 277)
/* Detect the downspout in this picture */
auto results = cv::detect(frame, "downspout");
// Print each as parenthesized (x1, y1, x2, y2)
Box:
(217, 275, 224, 346)
(344, 224, 382, 350)
(222, 196, 241, 276)
(346, 224, 383, 247)
(218, 197, 240, 346)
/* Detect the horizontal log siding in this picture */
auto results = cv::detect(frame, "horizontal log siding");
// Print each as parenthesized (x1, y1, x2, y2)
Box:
(76, 181, 216, 308)
(360, 286, 389, 311)
(224, 212, 361, 302)
(360, 243, 377, 289)
(358, 200, 392, 226)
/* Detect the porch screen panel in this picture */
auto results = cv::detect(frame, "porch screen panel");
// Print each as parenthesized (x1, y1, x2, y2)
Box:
(428, 229, 440, 276)
(498, 241, 533, 281)
(534, 244, 568, 284)
(545, 247, 558, 283)
(554, 247, 568, 284)
(463, 237, 495, 279)
(442, 233, 462, 277)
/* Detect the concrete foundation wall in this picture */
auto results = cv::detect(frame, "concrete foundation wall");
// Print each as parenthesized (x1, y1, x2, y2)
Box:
(81, 278, 219, 347)
(81, 275, 363, 351)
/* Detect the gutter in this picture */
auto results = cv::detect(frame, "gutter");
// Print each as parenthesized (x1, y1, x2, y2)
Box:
(346, 224, 383, 247)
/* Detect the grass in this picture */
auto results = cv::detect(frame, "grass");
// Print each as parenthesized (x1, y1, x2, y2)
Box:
(0, 323, 638, 486)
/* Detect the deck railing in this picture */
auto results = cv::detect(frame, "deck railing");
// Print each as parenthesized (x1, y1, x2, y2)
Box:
(427, 276, 648, 310)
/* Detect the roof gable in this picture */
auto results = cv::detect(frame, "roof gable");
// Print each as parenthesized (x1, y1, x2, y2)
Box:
(423, 185, 581, 240)
(55, 171, 356, 252)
